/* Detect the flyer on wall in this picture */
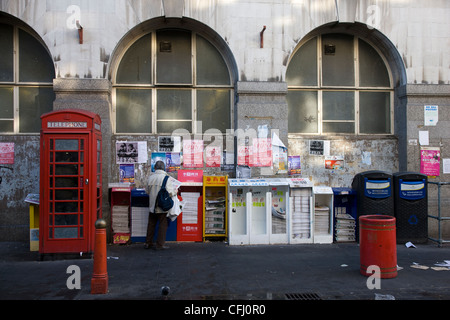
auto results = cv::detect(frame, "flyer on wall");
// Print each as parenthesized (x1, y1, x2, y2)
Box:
(420, 147, 440, 176)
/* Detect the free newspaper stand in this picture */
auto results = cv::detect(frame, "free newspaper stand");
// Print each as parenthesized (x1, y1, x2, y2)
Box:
(39, 109, 102, 256)
(177, 170, 203, 241)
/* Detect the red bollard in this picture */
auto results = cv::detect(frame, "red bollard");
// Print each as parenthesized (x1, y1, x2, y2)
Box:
(91, 219, 108, 294)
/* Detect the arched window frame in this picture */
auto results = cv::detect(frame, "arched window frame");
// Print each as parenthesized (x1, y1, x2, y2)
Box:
(287, 33, 394, 136)
(111, 29, 234, 135)
(0, 23, 55, 134)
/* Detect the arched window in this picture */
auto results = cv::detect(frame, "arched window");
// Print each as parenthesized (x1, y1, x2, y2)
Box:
(286, 33, 393, 135)
(0, 23, 55, 133)
(113, 29, 232, 134)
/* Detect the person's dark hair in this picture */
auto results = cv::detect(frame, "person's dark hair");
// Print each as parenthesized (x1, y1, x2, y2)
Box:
(154, 160, 165, 171)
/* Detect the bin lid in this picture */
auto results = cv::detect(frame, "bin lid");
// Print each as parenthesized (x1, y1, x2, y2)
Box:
(131, 188, 148, 196)
(267, 178, 289, 186)
(332, 187, 355, 195)
(287, 178, 313, 188)
(228, 178, 268, 186)
(313, 186, 333, 194)
(393, 171, 428, 180)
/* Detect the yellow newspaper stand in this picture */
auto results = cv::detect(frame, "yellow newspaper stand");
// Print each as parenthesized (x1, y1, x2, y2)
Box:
(203, 176, 228, 241)
(25, 194, 40, 251)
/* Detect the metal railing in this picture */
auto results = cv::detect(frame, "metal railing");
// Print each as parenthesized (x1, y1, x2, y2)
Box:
(428, 182, 450, 247)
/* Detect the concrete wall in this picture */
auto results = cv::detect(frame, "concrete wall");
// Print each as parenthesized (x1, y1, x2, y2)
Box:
(1, 0, 449, 84)
(1, 0, 449, 242)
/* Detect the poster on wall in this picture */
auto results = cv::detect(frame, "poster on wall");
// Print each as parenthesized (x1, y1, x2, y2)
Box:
(424, 105, 438, 126)
(183, 139, 203, 168)
(222, 151, 234, 171)
(0, 143, 14, 164)
(151, 152, 166, 171)
(116, 141, 148, 164)
(119, 164, 135, 183)
(309, 140, 330, 156)
(288, 156, 301, 175)
(237, 145, 250, 166)
(166, 152, 181, 172)
(325, 156, 344, 170)
(272, 133, 287, 174)
(205, 146, 221, 167)
(158, 136, 181, 152)
(420, 147, 440, 176)
(251, 138, 272, 167)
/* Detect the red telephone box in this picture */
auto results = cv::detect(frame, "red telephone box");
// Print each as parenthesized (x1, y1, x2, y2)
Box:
(39, 109, 102, 255)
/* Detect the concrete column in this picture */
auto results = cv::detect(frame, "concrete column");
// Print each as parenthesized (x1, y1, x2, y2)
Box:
(53, 78, 113, 237)
(235, 81, 288, 177)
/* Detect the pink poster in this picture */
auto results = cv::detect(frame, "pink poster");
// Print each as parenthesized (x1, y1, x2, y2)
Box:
(183, 140, 203, 168)
(251, 138, 272, 167)
(420, 147, 440, 176)
(237, 145, 250, 166)
(0, 143, 14, 164)
(205, 146, 221, 167)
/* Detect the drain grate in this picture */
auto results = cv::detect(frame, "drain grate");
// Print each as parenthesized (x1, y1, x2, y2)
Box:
(285, 292, 321, 300)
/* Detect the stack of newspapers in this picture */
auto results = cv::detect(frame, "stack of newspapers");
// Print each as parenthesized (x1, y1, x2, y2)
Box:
(334, 208, 356, 242)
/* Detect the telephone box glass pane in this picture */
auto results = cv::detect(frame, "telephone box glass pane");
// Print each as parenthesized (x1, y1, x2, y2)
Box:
(55, 202, 78, 213)
(55, 177, 78, 187)
(54, 228, 78, 239)
(54, 214, 78, 225)
(55, 152, 78, 162)
(55, 189, 78, 200)
(55, 164, 78, 175)
(55, 139, 78, 150)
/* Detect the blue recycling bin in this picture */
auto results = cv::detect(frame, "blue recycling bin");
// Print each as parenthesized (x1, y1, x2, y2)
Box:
(352, 170, 394, 217)
(393, 172, 428, 244)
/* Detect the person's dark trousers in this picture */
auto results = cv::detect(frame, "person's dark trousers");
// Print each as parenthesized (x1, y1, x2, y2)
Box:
(146, 212, 168, 248)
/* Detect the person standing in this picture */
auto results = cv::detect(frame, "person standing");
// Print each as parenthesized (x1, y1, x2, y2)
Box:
(145, 160, 176, 250)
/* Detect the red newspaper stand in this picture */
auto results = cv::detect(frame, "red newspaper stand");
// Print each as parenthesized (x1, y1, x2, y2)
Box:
(39, 109, 102, 256)
(177, 170, 203, 241)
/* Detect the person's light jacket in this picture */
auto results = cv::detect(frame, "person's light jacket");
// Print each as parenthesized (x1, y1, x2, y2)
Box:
(146, 170, 176, 214)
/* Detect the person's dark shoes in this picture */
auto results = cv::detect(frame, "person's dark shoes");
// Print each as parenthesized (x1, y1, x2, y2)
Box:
(144, 243, 154, 249)
(155, 245, 169, 250)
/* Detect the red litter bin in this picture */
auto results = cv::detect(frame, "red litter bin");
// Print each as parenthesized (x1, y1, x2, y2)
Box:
(359, 215, 397, 279)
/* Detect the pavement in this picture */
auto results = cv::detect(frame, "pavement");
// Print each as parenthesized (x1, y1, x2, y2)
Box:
(1, 240, 450, 303)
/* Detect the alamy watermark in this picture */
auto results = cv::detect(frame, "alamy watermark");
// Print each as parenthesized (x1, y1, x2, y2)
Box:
(366, 265, 381, 290)
(66, 265, 81, 290)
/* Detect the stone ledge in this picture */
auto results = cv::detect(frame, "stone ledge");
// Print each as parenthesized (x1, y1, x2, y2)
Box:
(53, 78, 111, 93)
(398, 84, 450, 98)
(237, 81, 287, 95)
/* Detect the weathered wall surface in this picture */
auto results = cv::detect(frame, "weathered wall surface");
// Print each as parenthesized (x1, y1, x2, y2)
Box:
(0, 0, 449, 242)
(0, 136, 40, 241)
(0, 0, 448, 84)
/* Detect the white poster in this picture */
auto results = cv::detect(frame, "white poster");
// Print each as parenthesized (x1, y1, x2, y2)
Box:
(116, 141, 148, 164)
(424, 105, 438, 126)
